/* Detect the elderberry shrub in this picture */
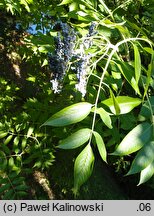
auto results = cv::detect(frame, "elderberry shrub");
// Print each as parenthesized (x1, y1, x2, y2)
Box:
(48, 21, 97, 96)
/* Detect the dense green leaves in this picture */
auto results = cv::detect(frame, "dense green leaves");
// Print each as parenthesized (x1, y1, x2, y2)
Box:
(42, 102, 92, 127)
(58, 128, 92, 149)
(111, 122, 152, 156)
(74, 144, 94, 193)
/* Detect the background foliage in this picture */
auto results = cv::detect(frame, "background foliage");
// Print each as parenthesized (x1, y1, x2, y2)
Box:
(0, 0, 154, 199)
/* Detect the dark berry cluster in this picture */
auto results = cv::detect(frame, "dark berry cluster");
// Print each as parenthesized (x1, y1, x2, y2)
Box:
(71, 54, 90, 97)
(48, 21, 76, 93)
(74, 22, 97, 96)
(48, 21, 97, 95)
(84, 22, 97, 49)
(88, 22, 97, 37)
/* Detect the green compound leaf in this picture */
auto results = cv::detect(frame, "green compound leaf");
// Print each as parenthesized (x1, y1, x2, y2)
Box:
(111, 122, 152, 156)
(74, 144, 94, 194)
(102, 96, 142, 115)
(127, 141, 154, 175)
(138, 160, 154, 185)
(42, 102, 92, 127)
(57, 128, 92, 149)
(93, 131, 107, 162)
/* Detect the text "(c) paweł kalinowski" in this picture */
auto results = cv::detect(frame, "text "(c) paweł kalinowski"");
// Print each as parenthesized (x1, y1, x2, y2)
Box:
(20, 202, 104, 212)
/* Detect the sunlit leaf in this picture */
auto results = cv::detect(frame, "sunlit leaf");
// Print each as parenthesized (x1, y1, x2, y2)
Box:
(42, 102, 92, 127)
(97, 107, 112, 129)
(27, 127, 34, 138)
(93, 131, 107, 162)
(138, 160, 154, 185)
(133, 44, 141, 84)
(109, 89, 120, 115)
(127, 141, 154, 175)
(102, 96, 141, 115)
(116, 61, 141, 95)
(13, 136, 20, 154)
(58, 128, 91, 149)
(21, 137, 27, 149)
(0, 132, 8, 139)
(74, 144, 94, 193)
(4, 135, 13, 145)
(58, 0, 73, 6)
(8, 157, 15, 168)
(111, 122, 152, 156)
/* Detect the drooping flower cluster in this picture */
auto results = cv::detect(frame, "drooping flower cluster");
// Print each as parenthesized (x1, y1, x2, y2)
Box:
(48, 21, 97, 96)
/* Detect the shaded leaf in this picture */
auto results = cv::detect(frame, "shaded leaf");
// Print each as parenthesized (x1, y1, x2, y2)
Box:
(138, 96, 154, 121)
(127, 141, 154, 175)
(102, 96, 142, 115)
(42, 102, 92, 127)
(93, 131, 107, 162)
(3, 189, 14, 200)
(111, 122, 152, 156)
(15, 191, 28, 197)
(58, 128, 91, 149)
(15, 185, 29, 191)
(0, 151, 7, 170)
(143, 51, 154, 98)
(74, 144, 94, 193)
(0, 183, 11, 193)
